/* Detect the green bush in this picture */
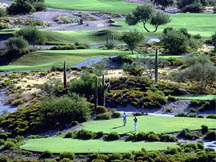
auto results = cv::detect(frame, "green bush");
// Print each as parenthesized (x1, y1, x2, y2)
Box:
(15, 26, 46, 46)
(188, 113, 196, 118)
(175, 112, 187, 117)
(75, 129, 95, 140)
(182, 3, 203, 13)
(40, 150, 53, 159)
(1, 140, 15, 150)
(5, 37, 28, 52)
(201, 125, 208, 134)
(105, 132, 120, 141)
(111, 112, 121, 118)
(7, 0, 36, 15)
(96, 106, 107, 114)
(0, 23, 8, 30)
(146, 132, 160, 141)
(206, 114, 216, 119)
(0, 156, 8, 162)
(123, 62, 144, 76)
(162, 28, 201, 54)
(135, 132, 146, 141)
(96, 113, 111, 120)
(94, 131, 104, 139)
(204, 131, 216, 141)
(109, 153, 122, 161)
(178, 128, 198, 140)
(50, 44, 76, 50)
(60, 152, 75, 160)
(64, 132, 73, 138)
(40, 95, 90, 127)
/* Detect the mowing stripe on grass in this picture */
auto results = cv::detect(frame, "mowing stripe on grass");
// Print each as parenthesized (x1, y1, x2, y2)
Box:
(20, 138, 178, 153)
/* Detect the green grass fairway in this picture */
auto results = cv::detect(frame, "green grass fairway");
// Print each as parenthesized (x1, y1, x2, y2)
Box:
(82, 116, 216, 134)
(45, 0, 138, 13)
(0, 49, 132, 71)
(114, 14, 216, 37)
(128, 54, 182, 59)
(174, 95, 216, 101)
(20, 138, 178, 153)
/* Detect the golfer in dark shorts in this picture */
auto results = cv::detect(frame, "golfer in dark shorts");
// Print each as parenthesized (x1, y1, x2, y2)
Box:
(134, 116, 138, 131)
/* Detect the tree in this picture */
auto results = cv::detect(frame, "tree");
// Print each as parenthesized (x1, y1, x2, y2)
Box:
(126, 5, 170, 32)
(7, 0, 35, 15)
(5, 37, 28, 52)
(120, 30, 143, 54)
(151, 0, 174, 10)
(161, 28, 201, 54)
(15, 26, 46, 47)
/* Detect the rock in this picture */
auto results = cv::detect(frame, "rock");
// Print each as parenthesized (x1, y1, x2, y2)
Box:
(147, 38, 160, 44)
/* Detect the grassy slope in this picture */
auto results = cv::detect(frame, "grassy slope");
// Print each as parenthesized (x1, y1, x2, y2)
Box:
(82, 116, 216, 134)
(45, 0, 138, 13)
(174, 95, 216, 100)
(20, 138, 178, 153)
(0, 49, 132, 71)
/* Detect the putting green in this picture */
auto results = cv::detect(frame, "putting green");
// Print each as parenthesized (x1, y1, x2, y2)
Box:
(0, 49, 132, 71)
(20, 138, 178, 153)
(45, 0, 138, 13)
(82, 116, 216, 134)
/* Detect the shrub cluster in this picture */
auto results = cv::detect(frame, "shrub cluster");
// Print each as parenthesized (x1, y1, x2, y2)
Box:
(177, 0, 207, 13)
(7, 0, 46, 15)
(178, 128, 199, 140)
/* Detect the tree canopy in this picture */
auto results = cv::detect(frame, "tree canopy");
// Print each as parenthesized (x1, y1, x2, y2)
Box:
(126, 5, 170, 32)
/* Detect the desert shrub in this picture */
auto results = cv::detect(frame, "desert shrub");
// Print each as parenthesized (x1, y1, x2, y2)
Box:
(188, 113, 196, 118)
(168, 95, 176, 102)
(75, 129, 95, 140)
(96, 154, 109, 161)
(146, 132, 160, 141)
(0, 23, 8, 30)
(40, 150, 53, 159)
(105, 132, 120, 141)
(0, 156, 8, 162)
(135, 132, 146, 141)
(162, 28, 201, 54)
(68, 72, 95, 98)
(111, 112, 121, 118)
(96, 106, 107, 114)
(178, 128, 198, 140)
(71, 121, 78, 127)
(60, 152, 75, 160)
(204, 131, 216, 140)
(1, 140, 15, 150)
(94, 131, 104, 139)
(182, 3, 203, 13)
(165, 107, 172, 112)
(32, 2, 47, 11)
(206, 114, 216, 119)
(39, 79, 64, 96)
(15, 26, 46, 46)
(0, 9, 6, 17)
(201, 125, 208, 134)
(5, 37, 28, 53)
(50, 44, 76, 50)
(40, 95, 90, 127)
(159, 133, 178, 142)
(109, 153, 122, 161)
(0, 139, 4, 145)
(123, 62, 144, 76)
(64, 132, 73, 138)
(175, 112, 187, 117)
(96, 113, 111, 120)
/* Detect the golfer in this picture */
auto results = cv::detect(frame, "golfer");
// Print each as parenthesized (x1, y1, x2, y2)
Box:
(134, 116, 138, 131)
(122, 112, 127, 126)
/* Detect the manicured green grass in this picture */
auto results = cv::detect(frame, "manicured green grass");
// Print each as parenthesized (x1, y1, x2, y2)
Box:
(45, 0, 138, 13)
(82, 116, 216, 134)
(0, 49, 132, 71)
(20, 138, 178, 153)
(114, 14, 216, 37)
(174, 95, 216, 101)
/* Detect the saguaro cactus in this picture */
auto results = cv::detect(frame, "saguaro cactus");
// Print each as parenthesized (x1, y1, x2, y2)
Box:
(95, 76, 98, 111)
(63, 61, 67, 88)
(155, 48, 158, 83)
(101, 75, 105, 106)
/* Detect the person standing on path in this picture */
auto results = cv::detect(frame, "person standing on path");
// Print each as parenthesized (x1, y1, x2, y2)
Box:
(134, 116, 138, 131)
(122, 112, 127, 126)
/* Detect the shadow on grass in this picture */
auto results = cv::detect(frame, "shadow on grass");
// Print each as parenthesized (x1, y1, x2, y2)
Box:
(111, 125, 124, 129)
